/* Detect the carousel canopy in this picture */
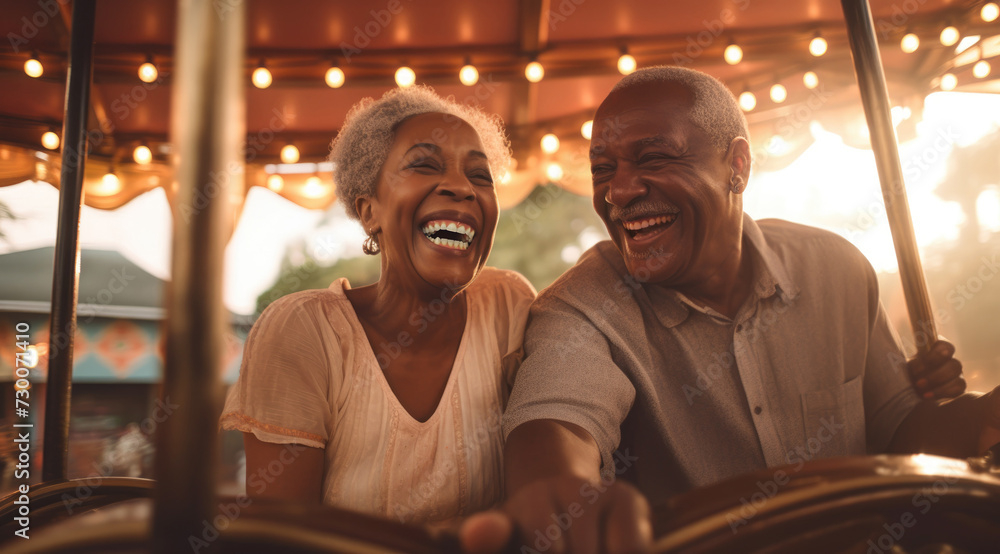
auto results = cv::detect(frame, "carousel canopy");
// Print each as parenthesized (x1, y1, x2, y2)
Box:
(1, 0, 998, 210)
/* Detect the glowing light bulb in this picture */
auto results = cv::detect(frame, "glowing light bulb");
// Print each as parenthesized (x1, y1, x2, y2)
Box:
(803, 71, 819, 89)
(138, 61, 158, 83)
(280, 144, 300, 164)
(940, 73, 957, 91)
(617, 53, 636, 75)
(900, 33, 919, 53)
(302, 176, 326, 198)
(24, 55, 43, 78)
(983, 3, 999, 22)
(97, 171, 122, 195)
(973, 60, 991, 79)
(459, 64, 479, 86)
(545, 163, 563, 182)
(267, 174, 284, 192)
(252, 64, 272, 88)
(809, 35, 827, 57)
(541, 133, 560, 154)
(738, 91, 756, 111)
(724, 43, 743, 65)
(581, 120, 593, 140)
(940, 26, 959, 47)
(770, 83, 787, 103)
(133, 144, 152, 165)
(41, 131, 59, 150)
(395, 66, 415, 88)
(525, 61, 544, 83)
(325, 66, 345, 88)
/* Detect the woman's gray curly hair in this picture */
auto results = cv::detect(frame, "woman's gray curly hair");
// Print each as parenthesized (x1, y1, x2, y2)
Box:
(329, 85, 512, 221)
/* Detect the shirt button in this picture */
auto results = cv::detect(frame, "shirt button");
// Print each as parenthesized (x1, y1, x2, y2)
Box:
(754, 406, 763, 415)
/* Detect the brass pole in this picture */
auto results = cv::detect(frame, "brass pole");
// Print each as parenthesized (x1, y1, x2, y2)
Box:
(151, 0, 244, 550)
(840, 0, 937, 353)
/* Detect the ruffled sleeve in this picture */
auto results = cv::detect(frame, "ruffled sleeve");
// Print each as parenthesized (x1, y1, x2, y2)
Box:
(220, 291, 340, 449)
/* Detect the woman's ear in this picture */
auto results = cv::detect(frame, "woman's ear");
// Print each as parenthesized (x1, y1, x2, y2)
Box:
(356, 196, 380, 235)
(727, 137, 751, 183)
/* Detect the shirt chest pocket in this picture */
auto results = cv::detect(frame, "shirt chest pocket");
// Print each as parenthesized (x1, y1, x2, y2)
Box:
(799, 375, 866, 458)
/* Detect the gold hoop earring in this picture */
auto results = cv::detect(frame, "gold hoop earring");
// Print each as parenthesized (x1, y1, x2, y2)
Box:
(362, 233, 380, 255)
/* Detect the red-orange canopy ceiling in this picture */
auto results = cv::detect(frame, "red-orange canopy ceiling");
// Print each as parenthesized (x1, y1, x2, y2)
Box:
(1, 0, 997, 209)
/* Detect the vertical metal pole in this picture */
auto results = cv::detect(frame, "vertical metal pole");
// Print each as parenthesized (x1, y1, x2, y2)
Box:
(840, 0, 937, 353)
(42, 0, 96, 483)
(151, 0, 246, 544)
(151, 0, 244, 550)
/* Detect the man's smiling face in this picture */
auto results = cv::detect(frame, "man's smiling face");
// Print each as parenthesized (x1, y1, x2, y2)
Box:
(590, 82, 745, 287)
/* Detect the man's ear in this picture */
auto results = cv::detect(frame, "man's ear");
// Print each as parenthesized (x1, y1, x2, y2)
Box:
(727, 137, 751, 183)
(356, 196, 380, 235)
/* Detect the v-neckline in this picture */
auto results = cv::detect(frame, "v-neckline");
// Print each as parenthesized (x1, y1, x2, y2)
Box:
(338, 279, 473, 426)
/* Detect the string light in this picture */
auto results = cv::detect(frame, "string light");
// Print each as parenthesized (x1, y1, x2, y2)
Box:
(973, 60, 991, 79)
(266, 174, 284, 192)
(325, 64, 345, 88)
(541, 133, 560, 154)
(940, 26, 959, 47)
(41, 131, 60, 150)
(617, 49, 637, 75)
(901, 33, 919, 54)
(770, 83, 787, 103)
(525, 60, 544, 83)
(252, 60, 272, 89)
(809, 33, 828, 57)
(724, 42, 743, 65)
(138, 56, 158, 83)
(545, 163, 563, 182)
(459, 60, 479, 86)
(982, 3, 999, 23)
(24, 52, 43, 78)
(133, 144, 152, 165)
(302, 175, 327, 198)
(97, 169, 122, 196)
(581, 120, 593, 140)
(940, 73, 957, 91)
(803, 71, 819, 89)
(738, 90, 757, 111)
(280, 143, 300, 164)
(395, 66, 416, 88)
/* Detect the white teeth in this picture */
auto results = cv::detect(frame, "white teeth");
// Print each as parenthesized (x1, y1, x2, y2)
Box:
(622, 214, 676, 231)
(420, 219, 476, 243)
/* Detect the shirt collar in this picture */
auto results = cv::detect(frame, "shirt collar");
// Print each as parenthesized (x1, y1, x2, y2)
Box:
(643, 214, 800, 329)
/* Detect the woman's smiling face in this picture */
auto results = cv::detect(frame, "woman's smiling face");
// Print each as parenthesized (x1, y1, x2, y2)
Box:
(358, 112, 499, 293)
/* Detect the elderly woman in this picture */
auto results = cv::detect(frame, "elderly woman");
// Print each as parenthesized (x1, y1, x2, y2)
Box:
(220, 86, 535, 526)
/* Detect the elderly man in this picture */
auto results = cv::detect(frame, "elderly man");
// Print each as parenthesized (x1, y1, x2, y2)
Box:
(461, 66, 1000, 553)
